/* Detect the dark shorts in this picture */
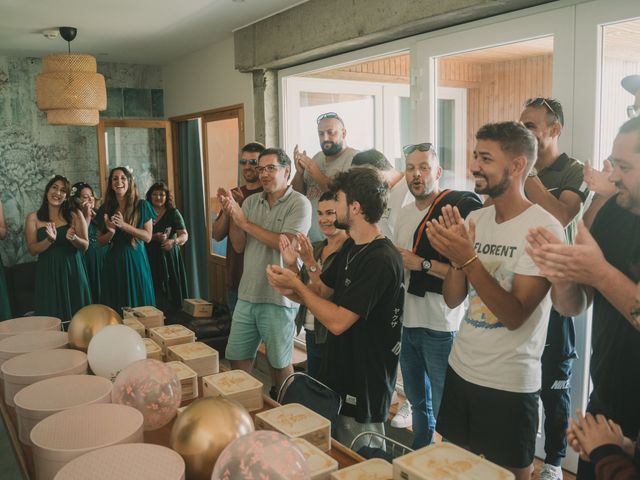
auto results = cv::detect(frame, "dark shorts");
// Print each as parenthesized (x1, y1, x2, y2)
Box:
(437, 366, 539, 469)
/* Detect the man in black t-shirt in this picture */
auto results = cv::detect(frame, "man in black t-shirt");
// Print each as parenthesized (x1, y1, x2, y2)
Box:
(267, 167, 404, 449)
(528, 116, 640, 480)
(520, 98, 588, 480)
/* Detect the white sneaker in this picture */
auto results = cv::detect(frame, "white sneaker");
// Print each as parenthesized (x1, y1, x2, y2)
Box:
(540, 464, 563, 480)
(390, 400, 412, 428)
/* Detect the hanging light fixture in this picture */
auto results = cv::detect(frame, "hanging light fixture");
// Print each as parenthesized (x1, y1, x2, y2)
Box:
(36, 26, 107, 126)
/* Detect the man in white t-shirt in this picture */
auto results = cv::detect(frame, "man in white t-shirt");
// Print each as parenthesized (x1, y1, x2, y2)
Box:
(351, 149, 413, 238)
(426, 122, 565, 480)
(292, 112, 358, 241)
(393, 143, 482, 449)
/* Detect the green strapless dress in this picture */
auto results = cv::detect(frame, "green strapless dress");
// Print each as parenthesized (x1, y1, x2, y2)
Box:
(98, 200, 157, 314)
(84, 222, 107, 303)
(0, 258, 11, 320)
(147, 208, 189, 313)
(35, 225, 92, 321)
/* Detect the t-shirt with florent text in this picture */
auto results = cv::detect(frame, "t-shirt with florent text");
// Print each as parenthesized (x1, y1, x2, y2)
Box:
(318, 237, 404, 423)
(448, 204, 565, 393)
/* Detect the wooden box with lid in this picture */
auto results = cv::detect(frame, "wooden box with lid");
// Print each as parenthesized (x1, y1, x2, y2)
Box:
(166, 361, 198, 401)
(123, 306, 164, 331)
(143, 338, 162, 361)
(166, 342, 218, 377)
(331, 458, 393, 479)
(255, 402, 331, 452)
(292, 437, 338, 480)
(202, 370, 263, 412)
(148, 325, 195, 354)
(392, 443, 515, 480)
(182, 298, 213, 318)
(122, 317, 145, 337)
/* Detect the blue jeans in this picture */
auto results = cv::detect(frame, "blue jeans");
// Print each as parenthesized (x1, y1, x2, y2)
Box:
(400, 326, 455, 449)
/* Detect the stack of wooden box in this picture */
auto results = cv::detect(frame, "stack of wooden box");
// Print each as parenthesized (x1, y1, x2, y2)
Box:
(165, 361, 198, 401)
(166, 342, 218, 377)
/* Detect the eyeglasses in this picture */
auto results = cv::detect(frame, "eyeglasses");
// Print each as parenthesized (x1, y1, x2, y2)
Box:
(256, 164, 284, 175)
(316, 112, 343, 124)
(525, 97, 560, 123)
(239, 159, 258, 166)
(403, 143, 433, 156)
(627, 104, 640, 119)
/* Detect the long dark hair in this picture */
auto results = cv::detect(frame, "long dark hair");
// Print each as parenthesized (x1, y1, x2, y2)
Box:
(146, 181, 174, 210)
(36, 175, 73, 224)
(102, 167, 141, 244)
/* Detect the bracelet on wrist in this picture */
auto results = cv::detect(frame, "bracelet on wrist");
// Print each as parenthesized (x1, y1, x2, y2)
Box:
(453, 254, 478, 271)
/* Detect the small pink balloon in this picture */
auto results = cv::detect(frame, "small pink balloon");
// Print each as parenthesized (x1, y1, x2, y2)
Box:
(112, 358, 181, 431)
(212, 430, 309, 480)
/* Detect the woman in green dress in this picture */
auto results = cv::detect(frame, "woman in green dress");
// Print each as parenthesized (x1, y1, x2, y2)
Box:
(24, 175, 92, 321)
(70, 182, 107, 303)
(146, 182, 189, 313)
(0, 200, 12, 320)
(97, 167, 156, 313)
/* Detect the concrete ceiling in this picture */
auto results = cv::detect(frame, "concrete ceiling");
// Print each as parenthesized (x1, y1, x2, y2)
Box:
(0, 0, 307, 65)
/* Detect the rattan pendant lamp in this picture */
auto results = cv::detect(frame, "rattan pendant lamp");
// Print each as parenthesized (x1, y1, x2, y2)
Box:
(36, 26, 107, 126)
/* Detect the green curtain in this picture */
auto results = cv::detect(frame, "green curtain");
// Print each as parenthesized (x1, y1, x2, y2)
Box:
(177, 120, 209, 299)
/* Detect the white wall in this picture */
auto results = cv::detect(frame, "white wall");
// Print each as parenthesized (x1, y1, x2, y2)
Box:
(162, 36, 254, 141)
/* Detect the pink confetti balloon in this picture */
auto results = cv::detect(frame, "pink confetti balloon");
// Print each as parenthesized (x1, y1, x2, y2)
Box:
(112, 358, 181, 430)
(211, 430, 309, 480)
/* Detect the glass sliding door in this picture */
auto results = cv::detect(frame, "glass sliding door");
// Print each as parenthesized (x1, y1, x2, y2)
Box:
(414, 5, 578, 469)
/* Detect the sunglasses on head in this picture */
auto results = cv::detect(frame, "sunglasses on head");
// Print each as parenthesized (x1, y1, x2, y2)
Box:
(239, 159, 258, 166)
(525, 97, 560, 122)
(403, 143, 433, 156)
(316, 112, 343, 124)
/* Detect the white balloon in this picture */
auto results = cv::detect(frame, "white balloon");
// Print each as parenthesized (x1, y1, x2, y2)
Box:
(87, 325, 146, 381)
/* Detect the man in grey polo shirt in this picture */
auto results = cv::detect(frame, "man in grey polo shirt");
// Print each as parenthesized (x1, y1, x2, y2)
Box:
(220, 147, 312, 395)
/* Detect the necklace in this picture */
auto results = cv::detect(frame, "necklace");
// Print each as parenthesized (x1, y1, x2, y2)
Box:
(344, 234, 383, 271)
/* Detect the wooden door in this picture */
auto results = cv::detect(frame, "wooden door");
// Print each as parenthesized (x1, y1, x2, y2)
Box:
(201, 106, 245, 304)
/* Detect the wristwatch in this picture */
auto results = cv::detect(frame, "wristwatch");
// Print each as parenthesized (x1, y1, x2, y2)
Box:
(528, 167, 538, 178)
(421, 259, 432, 273)
(307, 264, 318, 273)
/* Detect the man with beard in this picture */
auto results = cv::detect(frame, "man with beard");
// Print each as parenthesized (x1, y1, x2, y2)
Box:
(213, 142, 265, 314)
(292, 112, 358, 241)
(267, 167, 404, 450)
(426, 122, 564, 480)
(527, 116, 640, 480)
(393, 143, 482, 448)
(519, 98, 588, 480)
(220, 148, 312, 397)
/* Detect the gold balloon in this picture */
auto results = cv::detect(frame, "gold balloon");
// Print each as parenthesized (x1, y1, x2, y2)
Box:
(68, 304, 122, 351)
(170, 397, 254, 480)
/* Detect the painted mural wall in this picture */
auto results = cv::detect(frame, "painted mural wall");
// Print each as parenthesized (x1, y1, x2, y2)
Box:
(0, 56, 163, 266)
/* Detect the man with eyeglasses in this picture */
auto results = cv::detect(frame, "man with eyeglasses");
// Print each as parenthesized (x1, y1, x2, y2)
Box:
(213, 142, 265, 315)
(393, 142, 482, 448)
(219, 147, 312, 397)
(527, 116, 640, 480)
(292, 112, 358, 241)
(519, 97, 589, 480)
